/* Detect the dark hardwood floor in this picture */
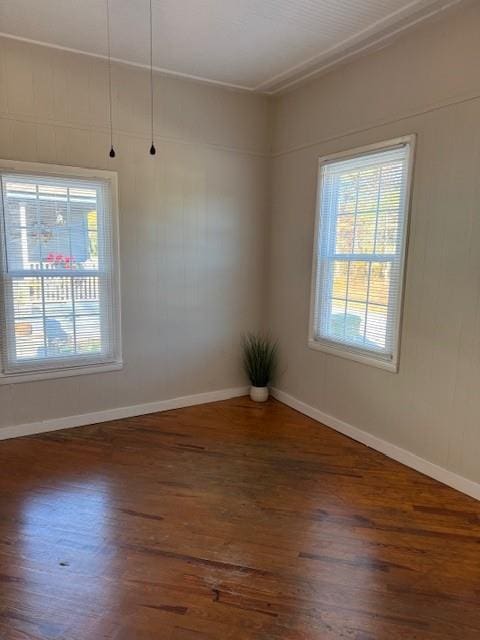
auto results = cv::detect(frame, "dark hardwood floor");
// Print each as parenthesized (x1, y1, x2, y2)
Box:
(1, 397, 479, 639)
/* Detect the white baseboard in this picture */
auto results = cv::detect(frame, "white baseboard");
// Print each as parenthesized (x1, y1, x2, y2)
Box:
(272, 387, 480, 502)
(4, 384, 478, 502)
(0, 386, 249, 441)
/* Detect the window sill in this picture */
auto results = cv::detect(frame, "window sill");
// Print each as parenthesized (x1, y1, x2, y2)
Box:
(0, 361, 123, 385)
(308, 339, 398, 372)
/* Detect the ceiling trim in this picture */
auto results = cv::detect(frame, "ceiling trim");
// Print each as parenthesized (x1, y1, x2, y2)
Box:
(0, 32, 254, 93)
(0, 0, 465, 96)
(258, 0, 463, 94)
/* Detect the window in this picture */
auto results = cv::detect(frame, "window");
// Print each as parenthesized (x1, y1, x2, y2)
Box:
(309, 137, 415, 371)
(0, 161, 121, 383)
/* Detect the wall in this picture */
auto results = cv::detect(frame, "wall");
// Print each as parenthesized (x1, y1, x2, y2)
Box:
(0, 36, 270, 430)
(268, 1, 480, 484)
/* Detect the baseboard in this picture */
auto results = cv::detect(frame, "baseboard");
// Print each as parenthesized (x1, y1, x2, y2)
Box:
(0, 386, 249, 441)
(272, 387, 480, 502)
(4, 384, 478, 502)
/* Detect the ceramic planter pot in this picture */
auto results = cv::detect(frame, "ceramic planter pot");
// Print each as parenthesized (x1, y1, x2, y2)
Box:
(250, 386, 269, 402)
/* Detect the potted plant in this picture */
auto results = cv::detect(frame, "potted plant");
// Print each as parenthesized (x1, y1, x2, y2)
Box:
(242, 333, 278, 402)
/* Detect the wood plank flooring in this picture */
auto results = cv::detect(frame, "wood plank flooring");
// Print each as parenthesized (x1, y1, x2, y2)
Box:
(1, 397, 480, 639)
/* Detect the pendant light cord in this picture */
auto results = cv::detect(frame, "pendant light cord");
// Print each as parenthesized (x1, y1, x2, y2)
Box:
(106, 0, 115, 156)
(149, 0, 156, 154)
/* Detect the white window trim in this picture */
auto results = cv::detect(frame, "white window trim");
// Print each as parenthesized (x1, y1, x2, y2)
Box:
(0, 159, 122, 384)
(308, 135, 416, 373)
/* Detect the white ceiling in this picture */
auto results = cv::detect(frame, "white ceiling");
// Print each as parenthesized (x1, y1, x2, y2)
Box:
(0, 0, 463, 93)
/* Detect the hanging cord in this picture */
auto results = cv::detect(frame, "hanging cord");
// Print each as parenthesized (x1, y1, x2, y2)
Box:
(149, 0, 156, 155)
(106, 0, 115, 157)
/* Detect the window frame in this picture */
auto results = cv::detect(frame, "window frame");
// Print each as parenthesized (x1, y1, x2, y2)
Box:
(308, 135, 416, 372)
(0, 159, 122, 384)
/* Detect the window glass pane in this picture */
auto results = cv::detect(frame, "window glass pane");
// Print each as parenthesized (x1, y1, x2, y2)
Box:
(347, 261, 369, 303)
(345, 301, 367, 344)
(375, 210, 401, 254)
(335, 214, 354, 253)
(353, 212, 376, 253)
(12, 277, 43, 318)
(75, 315, 102, 355)
(73, 276, 99, 306)
(357, 167, 380, 214)
(14, 317, 45, 361)
(337, 174, 357, 214)
(331, 261, 348, 299)
(43, 276, 73, 316)
(366, 304, 388, 350)
(369, 262, 391, 306)
(329, 299, 346, 340)
(42, 316, 74, 358)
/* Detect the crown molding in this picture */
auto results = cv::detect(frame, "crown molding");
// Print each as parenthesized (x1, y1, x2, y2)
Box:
(258, 0, 464, 94)
(0, 32, 254, 94)
(0, 0, 466, 96)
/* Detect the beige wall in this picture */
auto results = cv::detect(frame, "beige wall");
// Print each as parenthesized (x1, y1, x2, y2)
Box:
(268, 1, 480, 484)
(0, 37, 270, 429)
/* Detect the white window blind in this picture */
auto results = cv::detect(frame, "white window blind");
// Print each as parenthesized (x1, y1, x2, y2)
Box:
(0, 165, 121, 380)
(309, 137, 414, 371)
